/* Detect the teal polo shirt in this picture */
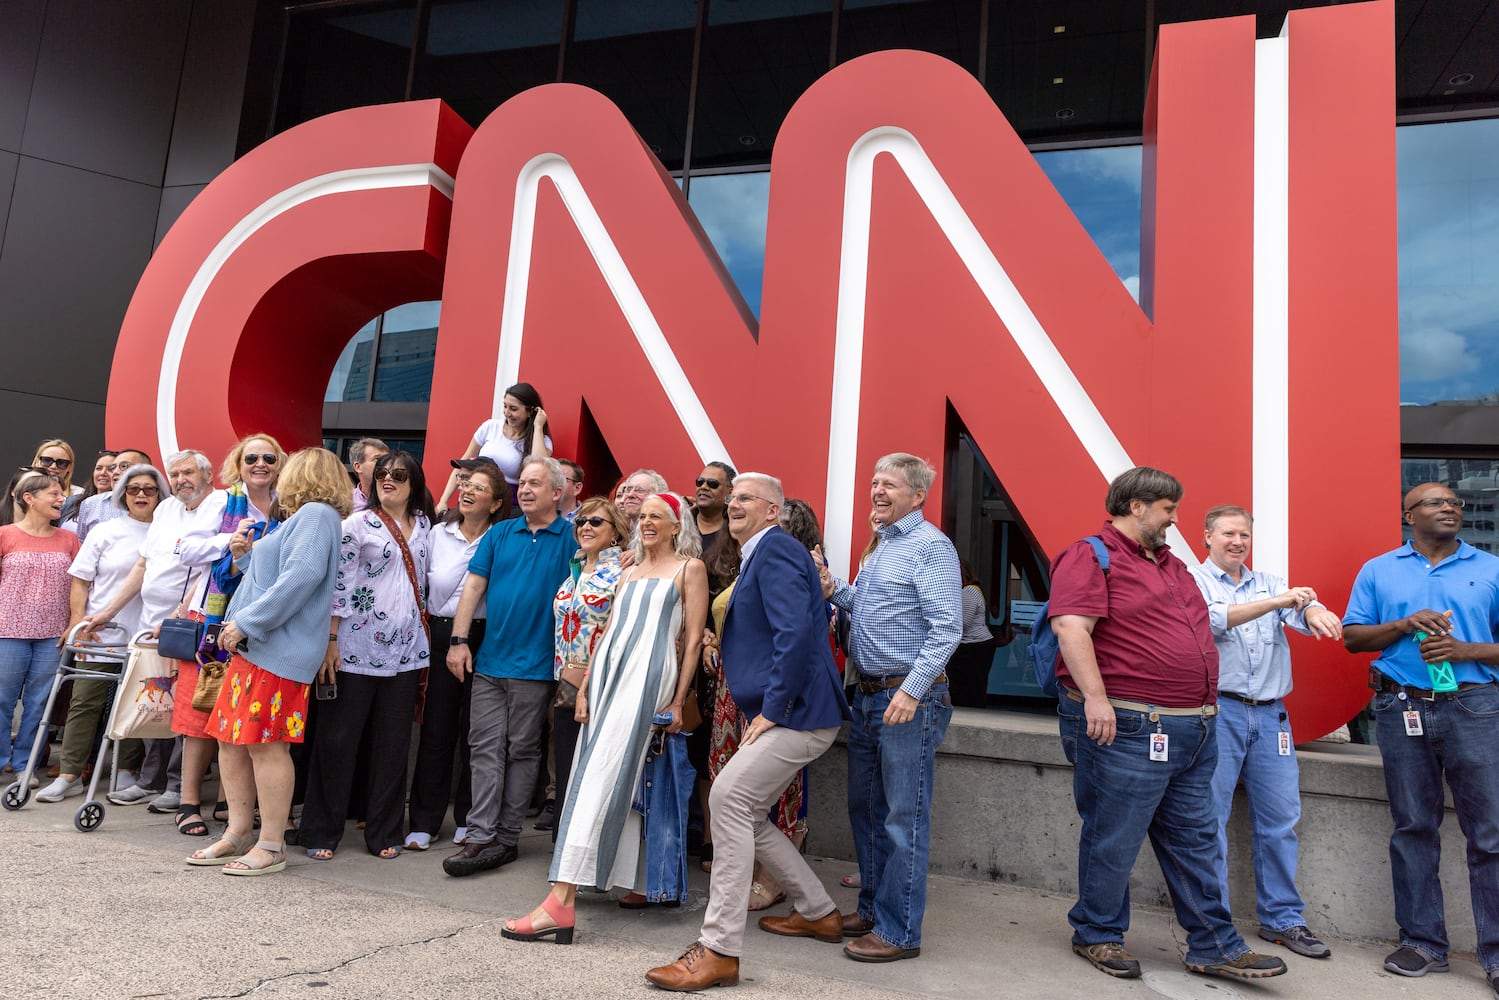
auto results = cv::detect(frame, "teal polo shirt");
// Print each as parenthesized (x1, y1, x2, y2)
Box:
(1343, 539, 1499, 687)
(467, 514, 574, 680)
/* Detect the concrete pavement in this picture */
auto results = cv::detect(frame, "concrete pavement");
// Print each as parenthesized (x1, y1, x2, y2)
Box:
(1, 791, 1491, 1000)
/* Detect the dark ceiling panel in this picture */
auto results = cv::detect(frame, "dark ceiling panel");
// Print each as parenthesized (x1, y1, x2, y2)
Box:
(0, 0, 45, 154)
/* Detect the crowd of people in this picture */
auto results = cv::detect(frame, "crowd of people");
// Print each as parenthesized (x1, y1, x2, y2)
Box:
(2, 401, 1496, 993)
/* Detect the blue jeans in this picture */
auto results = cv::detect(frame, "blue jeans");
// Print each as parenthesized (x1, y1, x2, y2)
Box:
(1210, 697, 1305, 930)
(847, 681, 952, 949)
(1058, 693, 1248, 965)
(1372, 684, 1499, 973)
(0, 637, 60, 772)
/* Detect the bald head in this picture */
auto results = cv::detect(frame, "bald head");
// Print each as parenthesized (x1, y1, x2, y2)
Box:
(1403, 482, 1455, 513)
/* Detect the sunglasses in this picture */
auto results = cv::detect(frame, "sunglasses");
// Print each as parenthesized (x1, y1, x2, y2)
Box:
(243, 453, 278, 466)
(374, 466, 411, 483)
(125, 485, 159, 497)
(575, 516, 611, 528)
(695, 477, 722, 490)
(36, 456, 72, 470)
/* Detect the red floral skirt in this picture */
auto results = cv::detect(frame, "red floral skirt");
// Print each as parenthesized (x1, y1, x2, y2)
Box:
(208, 655, 310, 745)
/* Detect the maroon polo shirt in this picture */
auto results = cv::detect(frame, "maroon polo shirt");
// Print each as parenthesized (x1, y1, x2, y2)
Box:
(1048, 521, 1218, 708)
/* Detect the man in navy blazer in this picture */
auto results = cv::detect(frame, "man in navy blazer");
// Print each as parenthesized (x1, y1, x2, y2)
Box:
(647, 472, 850, 992)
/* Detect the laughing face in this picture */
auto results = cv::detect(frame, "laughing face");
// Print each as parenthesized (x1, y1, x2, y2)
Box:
(238, 438, 279, 492)
(637, 496, 679, 553)
(869, 468, 924, 527)
(1204, 513, 1251, 576)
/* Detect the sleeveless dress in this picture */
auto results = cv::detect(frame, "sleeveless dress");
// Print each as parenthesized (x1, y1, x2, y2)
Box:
(550, 565, 685, 890)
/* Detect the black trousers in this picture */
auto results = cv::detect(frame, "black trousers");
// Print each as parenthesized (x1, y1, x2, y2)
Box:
(299, 669, 420, 854)
(550, 704, 581, 845)
(947, 640, 997, 708)
(407, 616, 486, 836)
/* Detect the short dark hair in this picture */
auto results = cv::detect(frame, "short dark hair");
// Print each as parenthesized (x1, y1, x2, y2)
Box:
(557, 458, 584, 484)
(1104, 467, 1184, 516)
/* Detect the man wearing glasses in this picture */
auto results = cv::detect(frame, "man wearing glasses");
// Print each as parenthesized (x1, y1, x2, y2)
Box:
(557, 459, 584, 522)
(692, 462, 735, 563)
(1343, 483, 1499, 989)
(76, 449, 153, 541)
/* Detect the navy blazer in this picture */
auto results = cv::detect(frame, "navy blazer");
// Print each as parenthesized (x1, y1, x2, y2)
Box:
(721, 526, 850, 730)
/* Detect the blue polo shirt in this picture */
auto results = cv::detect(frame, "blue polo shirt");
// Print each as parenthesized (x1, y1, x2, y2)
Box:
(467, 514, 574, 681)
(1343, 539, 1499, 687)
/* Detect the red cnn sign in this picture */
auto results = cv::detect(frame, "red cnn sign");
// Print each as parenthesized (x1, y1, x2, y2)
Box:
(106, 2, 1396, 738)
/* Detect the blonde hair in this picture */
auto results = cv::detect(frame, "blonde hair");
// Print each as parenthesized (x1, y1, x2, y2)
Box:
(31, 438, 76, 492)
(219, 432, 287, 487)
(271, 448, 353, 520)
(573, 497, 630, 549)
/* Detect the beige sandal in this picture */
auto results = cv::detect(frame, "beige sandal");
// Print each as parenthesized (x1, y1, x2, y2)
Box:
(186, 830, 251, 867)
(223, 840, 286, 877)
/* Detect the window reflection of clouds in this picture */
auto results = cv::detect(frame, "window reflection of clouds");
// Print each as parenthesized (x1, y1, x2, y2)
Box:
(1397, 119, 1499, 404)
(686, 172, 771, 318)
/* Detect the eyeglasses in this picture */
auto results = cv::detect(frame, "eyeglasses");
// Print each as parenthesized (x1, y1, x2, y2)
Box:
(729, 492, 775, 506)
(125, 485, 159, 497)
(459, 480, 491, 494)
(243, 453, 278, 466)
(695, 477, 722, 490)
(564, 477, 582, 486)
(374, 467, 411, 483)
(617, 485, 652, 496)
(36, 456, 72, 471)
(1406, 496, 1465, 512)
(575, 515, 610, 528)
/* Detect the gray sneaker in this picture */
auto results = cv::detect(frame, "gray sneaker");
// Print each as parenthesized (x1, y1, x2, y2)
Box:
(35, 776, 83, 802)
(1383, 946, 1448, 977)
(106, 783, 160, 806)
(1187, 951, 1288, 981)
(1259, 924, 1331, 959)
(147, 790, 182, 813)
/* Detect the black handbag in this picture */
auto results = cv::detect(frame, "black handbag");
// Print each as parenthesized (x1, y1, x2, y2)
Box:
(157, 570, 205, 661)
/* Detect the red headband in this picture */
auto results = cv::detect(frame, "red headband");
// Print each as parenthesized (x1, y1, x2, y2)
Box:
(655, 492, 681, 519)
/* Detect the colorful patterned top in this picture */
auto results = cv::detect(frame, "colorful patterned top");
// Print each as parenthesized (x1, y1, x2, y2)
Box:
(0, 525, 81, 638)
(553, 546, 623, 679)
(332, 508, 432, 677)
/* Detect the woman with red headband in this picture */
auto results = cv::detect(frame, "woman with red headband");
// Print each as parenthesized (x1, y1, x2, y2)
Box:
(502, 491, 707, 945)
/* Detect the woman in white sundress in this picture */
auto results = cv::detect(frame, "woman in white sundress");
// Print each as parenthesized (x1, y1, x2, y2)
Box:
(501, 492, 707, 945)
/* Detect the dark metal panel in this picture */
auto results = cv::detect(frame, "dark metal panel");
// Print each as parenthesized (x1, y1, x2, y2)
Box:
(0, 157, 160, 402)
(21, 0, 192, 185)
(0, 388, 106, 471)
(0, 0, 45, 154)
(0, 150, 16, 252)
(164, 0, 258, 187)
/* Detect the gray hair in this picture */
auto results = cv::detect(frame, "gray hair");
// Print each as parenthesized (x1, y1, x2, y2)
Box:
(522, 455, 565, 491)
(1105, 467, 1184, 516)
(111, 464, 171, 511)
(349, 437, 388, 465)
(1204, 504, 1253, 532)
(874, 453, 935, 494)
(630, 491, 703, 562)
(165, 450, 213, 479)
(625, 468, 669, 493)
(732, 472, 784, 506)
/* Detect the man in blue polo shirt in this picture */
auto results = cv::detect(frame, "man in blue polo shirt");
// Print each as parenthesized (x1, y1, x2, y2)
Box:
(443, 456, 573, 876)
(1343, 481, 1499, 990)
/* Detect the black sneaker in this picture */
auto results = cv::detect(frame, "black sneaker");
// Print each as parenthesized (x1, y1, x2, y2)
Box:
(1072, 942, 1142, 978)
(1383, 946, 1449, 977)
(533, 801, 556, 831)
(1187, 951, 1288, 981)
(441, 840, 518, 877)
(1259, 924, 1331, 958)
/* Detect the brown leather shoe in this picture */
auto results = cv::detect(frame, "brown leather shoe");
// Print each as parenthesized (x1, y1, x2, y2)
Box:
(759, 908, 843, 944)
(842, 913, 875, 938)
(645, 942, 740, 991)
(844, 932, 921, 963)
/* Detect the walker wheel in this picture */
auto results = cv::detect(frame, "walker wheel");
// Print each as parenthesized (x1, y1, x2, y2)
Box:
(2, 781, 27, 810)
(75, 800, 105, 832)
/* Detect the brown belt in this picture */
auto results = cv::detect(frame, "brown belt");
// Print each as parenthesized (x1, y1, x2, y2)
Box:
(1062, 686, 1219, 718)
(1369, 668, 1494, 702)
(856, 673, 946, 695)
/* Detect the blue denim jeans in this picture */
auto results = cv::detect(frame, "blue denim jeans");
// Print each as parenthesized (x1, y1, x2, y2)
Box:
(1210, 697, 1306, 930)
(1372, 683, 1499, 973)
(847, 681, 952, 949)
(637, 730, 692, 902)
(1058, 693, 1248, 965)
(0, 637, 60, 772)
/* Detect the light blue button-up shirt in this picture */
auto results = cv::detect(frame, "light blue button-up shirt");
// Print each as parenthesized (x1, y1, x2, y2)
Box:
(829, 508, 961, 699)
(1190, 560, 1316, 701)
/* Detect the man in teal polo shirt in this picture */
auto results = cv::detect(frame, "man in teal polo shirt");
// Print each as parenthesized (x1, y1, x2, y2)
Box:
(1343, 481, 1499, 989)
(443, 456, 573, 876)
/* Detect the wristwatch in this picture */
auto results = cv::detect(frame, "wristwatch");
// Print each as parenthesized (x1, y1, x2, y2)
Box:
(449, 635, 469, 647)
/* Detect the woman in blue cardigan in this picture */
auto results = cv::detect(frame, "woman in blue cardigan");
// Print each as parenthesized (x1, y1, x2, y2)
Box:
(185, 448, 351, 876)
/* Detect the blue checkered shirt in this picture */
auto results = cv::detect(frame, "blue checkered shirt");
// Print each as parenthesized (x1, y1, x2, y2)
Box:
(830, 509, 962, 698)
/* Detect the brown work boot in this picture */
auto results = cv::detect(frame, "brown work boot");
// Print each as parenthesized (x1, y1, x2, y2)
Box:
(645, 942, 739, 991)
(841, 913, 875, 937)
(758, 908, 844, 943)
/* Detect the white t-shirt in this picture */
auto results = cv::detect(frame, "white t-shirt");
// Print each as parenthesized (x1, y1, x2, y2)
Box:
(69, 516, 151, 635)
(138, 490, 230, 628)
(427, 518, 488, 619)
(473, 418, 552, 486)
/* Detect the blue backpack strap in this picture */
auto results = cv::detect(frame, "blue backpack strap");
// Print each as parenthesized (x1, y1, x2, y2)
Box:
(1085, 535, 1109, 574)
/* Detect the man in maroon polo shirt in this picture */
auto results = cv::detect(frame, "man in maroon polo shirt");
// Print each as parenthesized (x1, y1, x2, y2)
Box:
(1048, 467, 1287, 984)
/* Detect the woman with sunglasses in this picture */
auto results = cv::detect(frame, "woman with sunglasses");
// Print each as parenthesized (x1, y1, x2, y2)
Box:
(30, 439, 78, 496)
(0, 472, 80, 777)
(302, 451, 434, 860)
(437, 382, 552, 511)
(61, 451, 117, 530)
(37, 464, 168, 803)
(405, 460, 509, 852)
(502, 492, 706, 945)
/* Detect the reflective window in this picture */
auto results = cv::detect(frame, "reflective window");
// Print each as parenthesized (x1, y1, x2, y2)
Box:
(323, 301, 440, 403)
(410, 0, 564, 127)
(327, 318, 378, 402)
(1034, 145, 1142, 298)
(276, 2, 416, 133)
(685, 171, 771, 318)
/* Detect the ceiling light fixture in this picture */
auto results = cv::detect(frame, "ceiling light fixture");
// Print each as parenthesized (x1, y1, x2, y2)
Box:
(1449, 72, 1474, 86)
(1056, 107, 1076, 120)
(738, 135, 758, 146)
(1053, 76, 1064, 84)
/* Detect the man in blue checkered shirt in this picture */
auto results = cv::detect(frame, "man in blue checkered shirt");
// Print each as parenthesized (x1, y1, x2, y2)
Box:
(821, 452, 961, 963)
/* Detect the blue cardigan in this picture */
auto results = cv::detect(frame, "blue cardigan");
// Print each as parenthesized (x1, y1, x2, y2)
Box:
(224, 502, 342, 684)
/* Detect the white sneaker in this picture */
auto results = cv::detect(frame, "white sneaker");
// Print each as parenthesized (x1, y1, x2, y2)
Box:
(452, 826, 468, 846)
(107, 783, 159, 806)
(36, 776, 83, 802)
(404, 832, 433, 851)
